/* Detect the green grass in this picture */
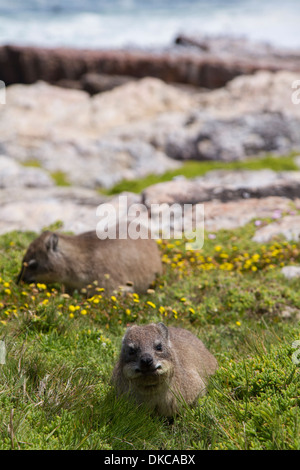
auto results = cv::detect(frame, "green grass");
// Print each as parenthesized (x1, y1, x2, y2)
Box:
(103, 153, 299, 195)
(21, 160, 71, 187)
(49, 171, 71, 187)
(0, 225, 299, 450)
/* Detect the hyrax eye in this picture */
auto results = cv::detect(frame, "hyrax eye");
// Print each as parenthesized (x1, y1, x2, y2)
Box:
(128, 346, 137, 355)
(28, 259, 38, 270)
(155, 343, 163, 351)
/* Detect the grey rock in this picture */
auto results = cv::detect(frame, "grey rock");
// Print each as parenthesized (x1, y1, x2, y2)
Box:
(142, 170, 300, 206)
(0, 186, 108, 235)
(165, 112, 300, 161)
(252, 215, 300, 243)
(281, 266, 300, 280)
(0, 154, 54, 188)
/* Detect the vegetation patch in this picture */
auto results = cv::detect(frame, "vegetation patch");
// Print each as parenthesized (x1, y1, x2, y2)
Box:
(103, 153, 299, 195)
(0, 224, 299, 449)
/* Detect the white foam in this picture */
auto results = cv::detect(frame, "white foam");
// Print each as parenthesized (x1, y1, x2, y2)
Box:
(0, 1, 299, 49)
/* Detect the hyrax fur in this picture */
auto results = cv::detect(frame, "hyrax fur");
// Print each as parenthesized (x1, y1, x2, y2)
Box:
(112, 322, 218, 416)
(17, 230, 162, 294)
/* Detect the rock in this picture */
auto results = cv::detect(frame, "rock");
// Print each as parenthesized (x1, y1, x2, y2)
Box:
(175, 34, 300, 64)
(90, 77, 193, 132)
(164, 111, 300, 161)
(252, 215, 300, 243)
(80, 73, 136, 95)
(281, 266, 300, 280)
(13, 137, 180, 189)
(1, 79, 186, 188)
(109, 71, 300, 161)
(1, 39, 300, 91)
(198, 70, 300, 120)
(204, 197, 297, 233)
(142, 170, 300, 206)
(295, 155, 300, 169)
(0, 186, 108, 235)
(0, 154, 54, 188)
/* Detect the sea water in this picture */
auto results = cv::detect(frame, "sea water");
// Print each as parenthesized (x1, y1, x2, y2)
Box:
(0, 0, 299, 49)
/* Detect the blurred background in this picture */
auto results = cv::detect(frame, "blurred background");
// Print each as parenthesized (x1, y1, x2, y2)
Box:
(0, 0, 300, 237)
(0, 0, 299, 49)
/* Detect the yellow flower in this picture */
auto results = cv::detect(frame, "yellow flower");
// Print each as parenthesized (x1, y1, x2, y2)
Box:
(4, 289, 11, 295)
(111, 296, 117, 302)
(3, 282, 10, 288)
(69, 305, 76, 312)
(220, 262, 234, 271)
(236, 321, 241, 326)
(125, 309, 131, 316)
(37, 283, 46, 290)
(81, 309, 88, 315)
(189, 307, 195, 315)
(69, 313, 74, 319)
(180, 297, 186, 302)
(214, 245, 222, 252)
(159, 306, 165, 315)
(147, 301, 156, 309)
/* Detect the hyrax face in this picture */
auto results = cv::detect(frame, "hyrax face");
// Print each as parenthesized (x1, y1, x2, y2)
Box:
(121, 323, 174, 392)
(17, 231, 60, 285)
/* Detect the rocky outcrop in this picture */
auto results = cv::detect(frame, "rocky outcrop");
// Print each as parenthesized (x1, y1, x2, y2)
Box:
(1, 56, 300, 242)
(164, 111, 300, 161)
(0, 186, 107, 235)
(281, 266, 300, 279)
(1, 37, 300, 91)
(0, 154, 53, 188)
(1, 78, 187, 188)
(105, 70, 300, 161)
(252, 215, 300, 243)
(1, 166, 300, 239)
(142, 170, 300, 206)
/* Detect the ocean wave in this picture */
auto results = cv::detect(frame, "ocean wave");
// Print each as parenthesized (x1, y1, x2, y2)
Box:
(0, 0, 299, 49)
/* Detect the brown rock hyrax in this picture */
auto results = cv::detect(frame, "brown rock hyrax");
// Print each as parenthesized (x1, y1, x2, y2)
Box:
(112, 322, 218, 416)
(17, 229, 162, 294)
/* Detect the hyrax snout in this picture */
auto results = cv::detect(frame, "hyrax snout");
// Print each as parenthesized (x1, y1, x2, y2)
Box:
(17, 229, 162, 294)
(112, 322, 218, 416)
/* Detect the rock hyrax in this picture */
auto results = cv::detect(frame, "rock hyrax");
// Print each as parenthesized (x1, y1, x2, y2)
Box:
(112, 322, 218, 416)
(17, 230, 162, 294)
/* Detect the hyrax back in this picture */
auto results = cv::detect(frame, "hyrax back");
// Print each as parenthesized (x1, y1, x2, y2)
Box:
(112, 322, 218, 416)
(17, 229, 162, 294)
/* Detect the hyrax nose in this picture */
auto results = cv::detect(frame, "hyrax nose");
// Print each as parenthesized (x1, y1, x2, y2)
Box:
(140, 354, 154, 369)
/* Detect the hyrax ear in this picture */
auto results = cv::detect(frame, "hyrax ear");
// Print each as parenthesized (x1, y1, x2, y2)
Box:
(45, 232, 59, 252)
(157, 322, 169, 339)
